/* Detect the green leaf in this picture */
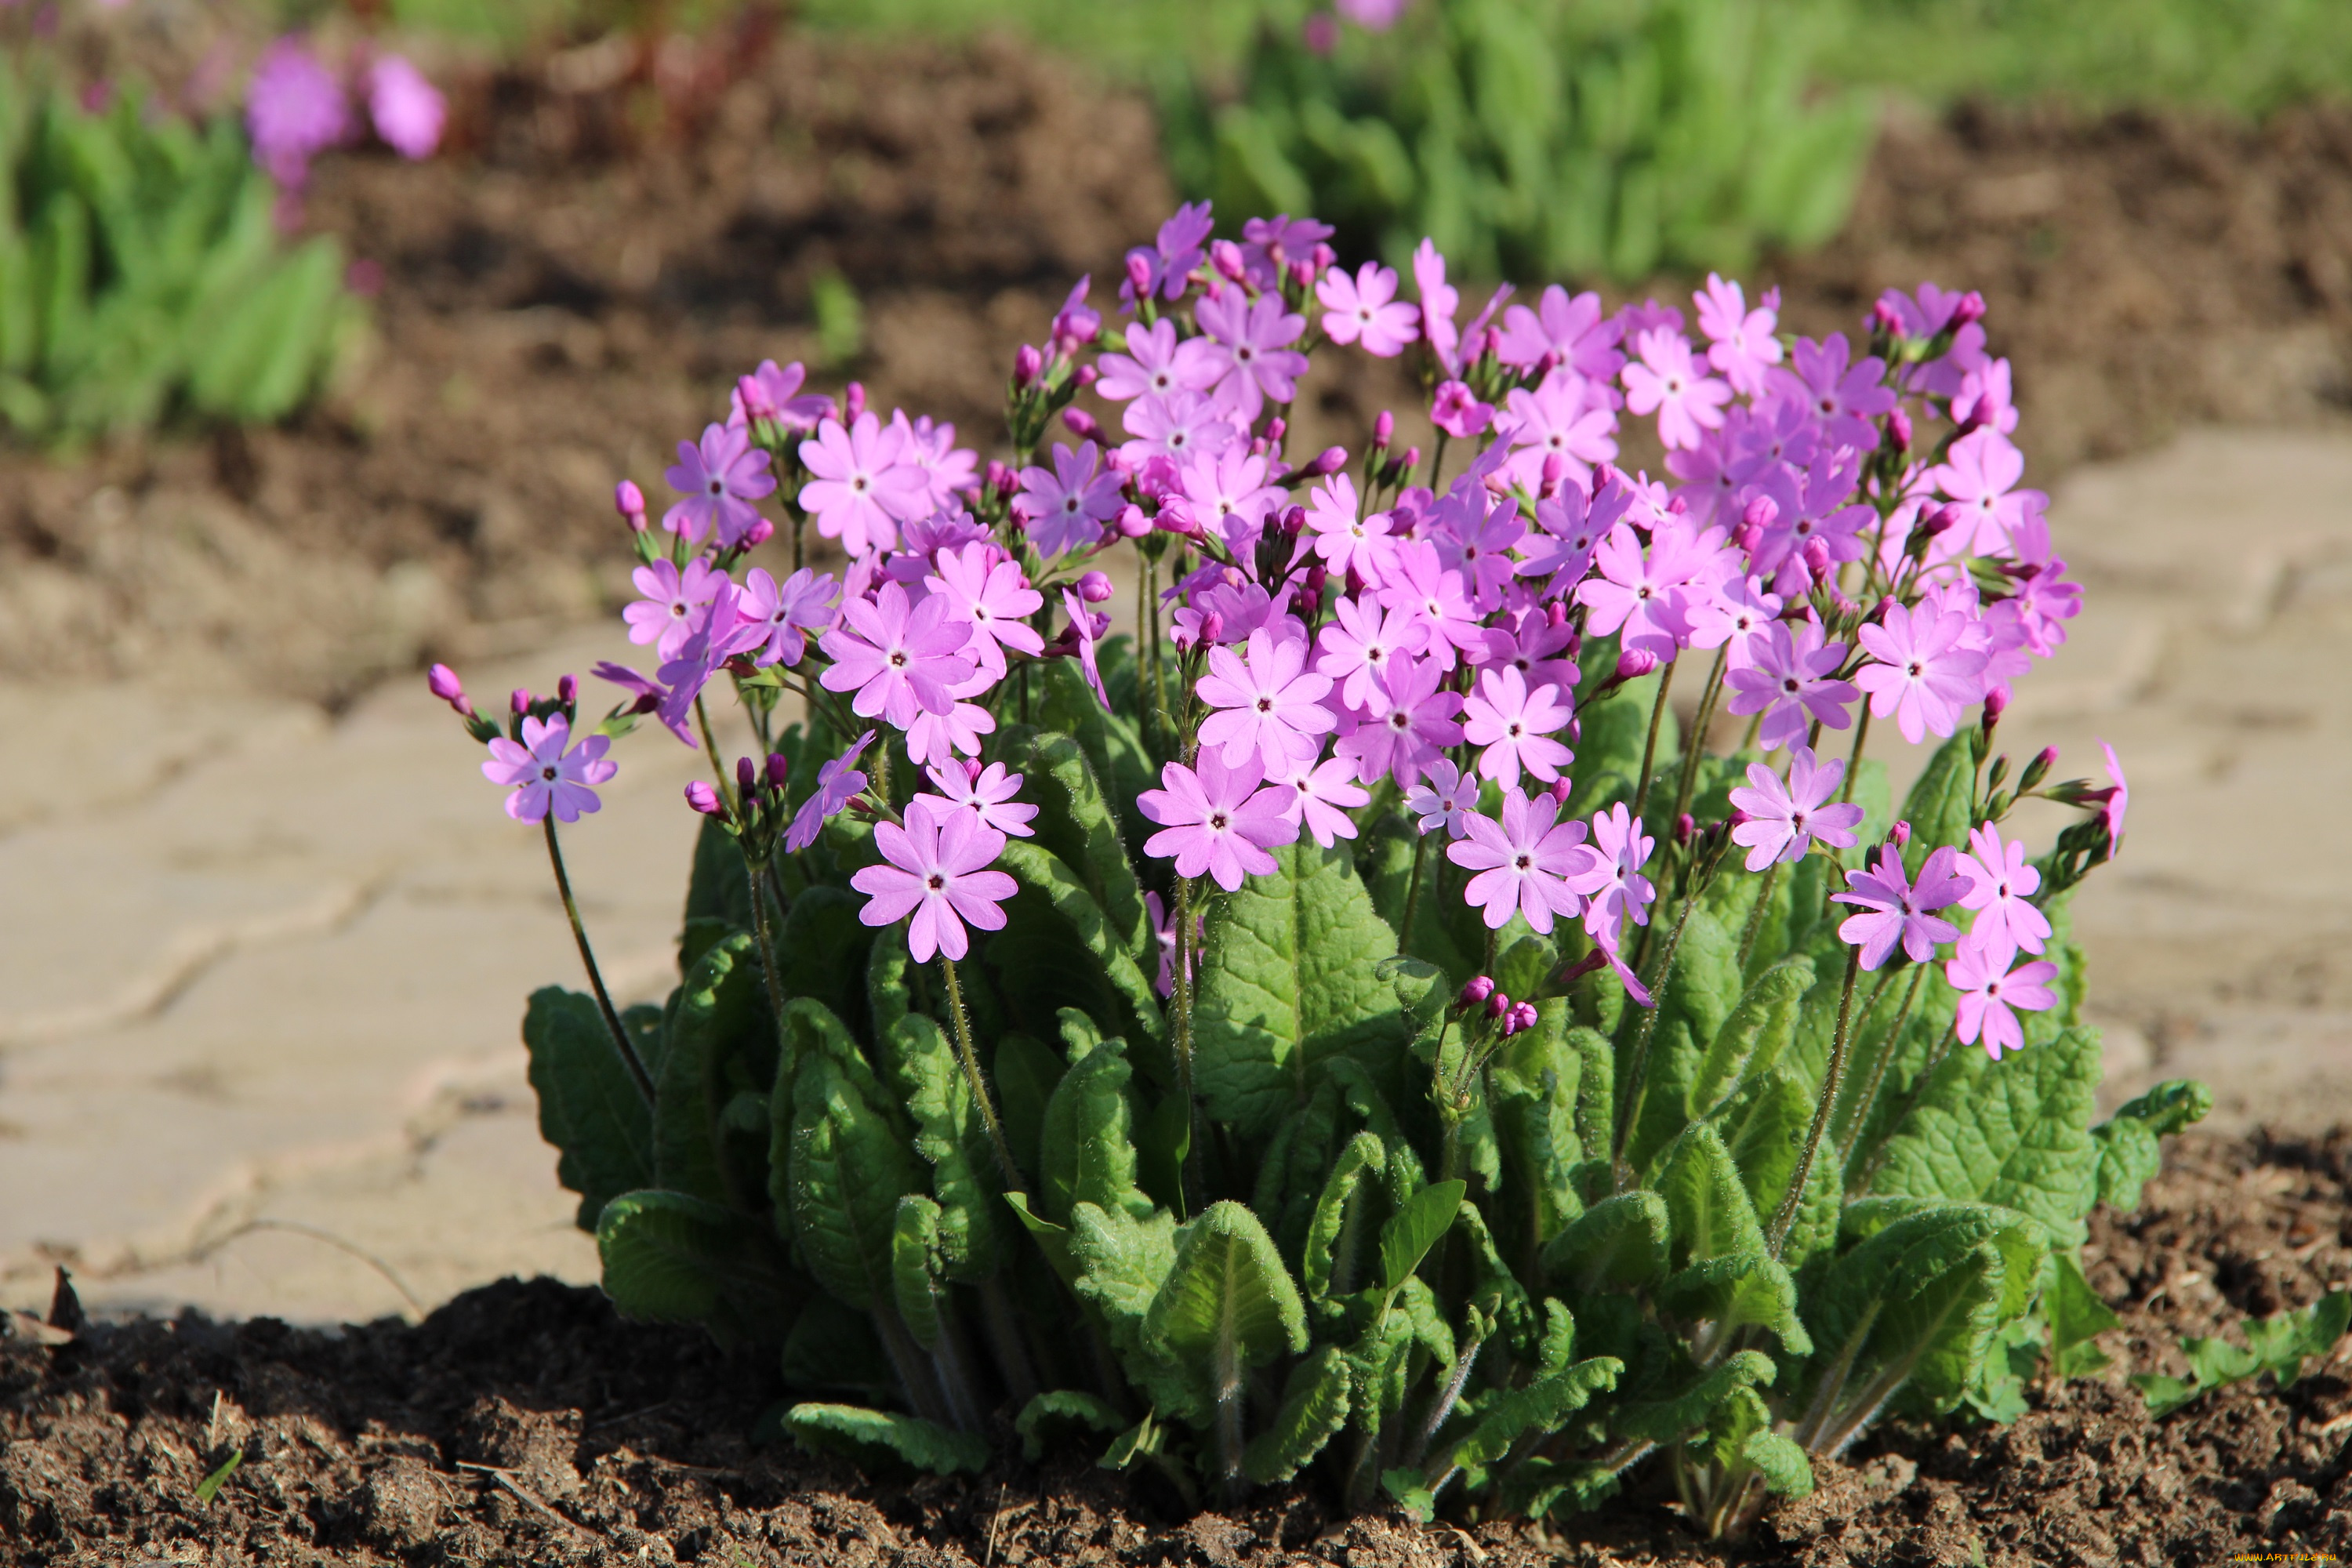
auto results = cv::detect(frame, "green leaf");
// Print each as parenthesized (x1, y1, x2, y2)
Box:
(1302, 1131, 1386, 1306)
(1068, 1200, 1203, 1423)
(1657, 1122, 1766, 1266)
(1615, 1348, 1776, 1445)
(1490, 1007, 1588, 1254)
(881, 1011, 1007, 1279)
(993, 1031, 1065, 1184)
(992, 840, 1167, 1056)
(1192, 839, 1412, 1139)
(596, 1189, 799, 1345)
(1742, 1428, 1815, 1500)
(1687, 956, 1813, 1122)
(1016, 1390, 1126, 1462)
(524, 986, 653, 1230)
(655, 932, 774, 1208)
(2092, 1079, 2212, 1210)
(194, 1450, 242, 1506)
(1435, 1348, 1621, 1476)
(1243, 1345, 1352, 1485)
(2132, 1290, 2352, 1417)
(997, 728, 1152, 967)
(774, 886, 877, 1037)
(891, 1195, 944, 1350)
(780, 1054, 923, 1312)
(1147, 1201, 1309, 1368)
(782, 1403, 989, 1476)
(1039, 1031, 1152, 1225)
(2049, 1249, 2122, 1378)
(1541, 1189, 1669, 1294)
(778, 1297, 891, 1399)
(1654, 1250, 1811, 1356)
(1621, 902, 1740, 1173)
(1378, 1180, 1468, 1297)
(1867, 1025, 2104, 1246)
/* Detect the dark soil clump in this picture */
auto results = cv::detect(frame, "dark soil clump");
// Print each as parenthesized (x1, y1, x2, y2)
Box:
(5, 1131, 2340, 1565)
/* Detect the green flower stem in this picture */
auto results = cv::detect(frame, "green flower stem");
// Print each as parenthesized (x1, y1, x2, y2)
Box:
(1767, 946, 1862, 1258)
(1425, 430, 1450, 491)
(1399, 828, 1432, 959)
(1629, 655, 1679, 822)
(1171, 872, 1202, 1208)
(940, 955, 1022, 1191)
(693, 695, 737, 816)
(1850, 1018, 1962, 1192)
(1610, 884, 1703, 1187)
(1838, 707, 1872, 804)
(1668, 646, 1729, 827)
(1733, 859, 1780, 975)
(543, 817, 655, 1105)
(1835, 961, 1928, 1181)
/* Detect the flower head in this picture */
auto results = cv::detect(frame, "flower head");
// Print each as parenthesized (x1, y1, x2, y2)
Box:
(1835, 843, 1967, 970)
(1193, 285, 1308, 418)
(1138, 749, 1297, 891)
(786, 731, 876, 851)
(1277, 756, 1372, 848)
(1723, 619, 1859, 750)
(482, 713, 615, 824)
(246, 38, 348, 191)
(1405, 757, 1479, 838)
(799, 413, 928, 557)
(1197, 626, 1337, 774)
(622, 557, 724, 662)
(925, 543, 1044, 678)
(924, 759, 1038, 839)
(1014, 441, 1124, 558)
(818, 582, 978, 728)
(1447, 787, 1589, 934)
(728, 359, 835, 433)
(1946, 928, 2059, 1062)
(1334, 654, 1464, 788)
(740, 566, 837, 668)
(1953, 822, 2051, 954)
(1566, 802, 1655, 951)
(1461, 666, 1574, 787)
(1854, 602, 1991, 746)
(851, 804, 1018, 962)
(1727, 746, 1864, 871)
(663, 423, 777, 547)
(1317, 262, 1420, 357)
(1621, 327, 1731, 451)
(364, 55, 445, 160)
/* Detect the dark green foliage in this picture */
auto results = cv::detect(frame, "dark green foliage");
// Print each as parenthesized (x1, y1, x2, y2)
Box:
(0, 60, 357, 443)
(1160, 0, 1875, 284)
(521, 710, 2204, 1529)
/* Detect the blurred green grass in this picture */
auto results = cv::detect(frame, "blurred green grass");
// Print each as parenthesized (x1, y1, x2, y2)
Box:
(380, 0, 2352, 118)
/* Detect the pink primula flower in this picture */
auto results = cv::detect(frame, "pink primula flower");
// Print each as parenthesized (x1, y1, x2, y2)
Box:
(924, 758, 1038, 839)
(1138, 749, 1298, 891)
(1724, 619, 1860, 750)
(1448, 787, 1589, 935)
(1566, 802, 1655, 953)
(1318, 261, 1421, 357)
(483, 713, 615, 824)
(1014, 440, 1125, 558)
(1405, 757, 1479, 838)
(925, 543, 1044, 677)
(818, 582, 978, 729)
(1929, 428, 2045, 557)
(1954, 822, 2052, 954)
(1947, 928, 2059, 1062)
(739, 566, 837, 668)
(1694, 274, 1781, 397)
(1315, 594, 1428, 713)
(1193, 285, 1309, 418)
(1854, 601, 1991, 745)
(664, 423, 777, 548)
(1276, 755, 1372, 848)
(1197, 627, 1338, 774)
(364, 55, 445, 160)
(623, 557, 724, 661)
(1094, 318, 1225, 403)
(1461, 666, 1575, 787)
(1727, 746, 1864, 871)
(1835, 843, 1967, 970)
(799, 413, 929, 557)
(1495, 284, 1625, 384)
(851, 804, 1018, 963)
(1334, 654, 1463, 788)
(786, 730, 876, 852)
(1621, 327, 1732, 452)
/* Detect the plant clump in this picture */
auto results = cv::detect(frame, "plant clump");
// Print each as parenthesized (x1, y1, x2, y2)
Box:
(434, 203, 2207, 1537)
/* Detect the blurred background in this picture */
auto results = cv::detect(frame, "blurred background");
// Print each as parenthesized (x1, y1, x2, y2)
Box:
(2, 0, 2350, 1325)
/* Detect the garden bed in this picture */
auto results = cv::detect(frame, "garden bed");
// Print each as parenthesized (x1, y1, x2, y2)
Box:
(4, 1130, 2339, 1564)
(0, 31, 2349, 703)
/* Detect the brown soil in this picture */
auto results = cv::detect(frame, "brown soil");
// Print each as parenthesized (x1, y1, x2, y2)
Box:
(4, 1130, 2342, 1566)
(2, 34, 2351, 704)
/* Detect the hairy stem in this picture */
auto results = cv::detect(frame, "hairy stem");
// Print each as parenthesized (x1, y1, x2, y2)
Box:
(1171, 873, 1202, 1211)
(742, 848, 794, 1062)
(1403, 1325, 1486, 1471)
(1610, 887, 1702, 1188)
(1733, 859, 1781, 975)
(1630, 655, 1679, 821)
(694, 695, 736, 815)
(941, 956, 1022, 1190)
(1835, 962, 1929, 1181)
(1668, 647, 1728, 828)
(1766, 946, 1862, 1258)
(1838, 708, 1872, 804)
(543, 818, 655, 1105)
(1850, 1018, 1962, 1191)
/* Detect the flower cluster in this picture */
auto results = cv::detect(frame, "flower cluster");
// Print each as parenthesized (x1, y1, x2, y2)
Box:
(445, 202, 2129, 1074)
(246, 35, 445, 217)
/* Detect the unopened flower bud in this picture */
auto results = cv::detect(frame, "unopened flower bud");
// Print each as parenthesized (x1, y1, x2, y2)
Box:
(1885, 406, 1912, 455)
(1210, 239, 1247, 284)
(1550, 775, 1573, 807)
(1311, 242, 1336, 273)
(1303, 11, 1340, 54)
(1802, 535, 1833, 580)
(1458, 975, 1495, 1010)
(1870, 299, 1906, 338)
(615, 479, 648, 532)
(557, 673, 577, 708)
(1076, 363, 1098, 390)
(1264, 416, 1287, 449)
(1289, 256, 1317, 292)
(986, 459, 1018, 500)
(1485, 989, 1513, 1020)
(843, 382, 866, 423)
(510, 687, 532, 716)
(1951, 290, 1987, 329)
(2020, 745, 2058, 793)
(685, 780, 724, 815)
(737, 757, 759, 798)
(1298, 445, 1347, 479)
(1667, 493, 1688, 517)
(1536, 350, 1562, 378)
(1373, 410, 1395, 450)
(1200, 611, 1225, 644)
(1547, 600, 1568, 630)
(1125, 251, 1154, 299)
(1507, 1001, 1539, 1036)
(1065, 407, 1102, 443)
(1540, 452, 1566, 497)
(1594, 461, 1619, 493)
(1831, 589, 1862, 622)
(427, 662, 468, 710)
(1674, 812, 1695, 846)
(765, 753, 792, 790)
(1889, 819, 1912, 848)
(1011, 345, 1043, 390)
(1281, 503, 1307, 539)
(737, 374, 779, 424)
(1981, 688, 2009, 728)
(1615, 648, 1657, 681)
(741, 517, 775, 548)
(1113, 503, 1152, 539)
(1077, 570, 1115, 604)
(1401, 446, 1421, 473)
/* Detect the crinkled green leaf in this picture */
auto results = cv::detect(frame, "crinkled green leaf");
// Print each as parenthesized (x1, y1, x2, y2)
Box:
(783, 1403, 988, 1476)
(1243, 1345, 1352, 1485)
(1621, 902, 1740, 1172)
(2050, 1248, 2121, 1378)
(2093, 1079, 2212, 1210)
(891, 1195, 945, 1350)
(774, 885, 876, 1036)
(2133, 1290, 2352, 1417)
(1490, 1003, 1587, 1255)
(1303, 1131, 1387, 1307)
(1897, 732, 1976, 876)
(779, 1054, 922, 1312)
(1068, 1200, 1202, 1422)
(595, 1189, 799, 1345)
(1016, 1389, 1126, 1461)
(1541, 1189, 1669, 1294)
(655, 931, 774, 1209)
(1192, 839, 1413, 1139)
(1743, 1428, 1815, 1499)
(881, 1011, 1007, 1279)
(1039, 1029, 1152, 1225)
(1147, 1201, 1308, 1370)
(524, 986, 654, 1231)
(1658, 1121, 1766, 1266)
(991, 840, 1167, 1058)
(1613, 1348, 1776, 1446)
(1378, 1179, 1467, 1297)
(998, 728, 1152, 969)
(684, 811, 755, 934)
(1867, 1025, 2104, 1247)
(993, 1031, 1064, 1183)
(1687, 956, 1812, 1122)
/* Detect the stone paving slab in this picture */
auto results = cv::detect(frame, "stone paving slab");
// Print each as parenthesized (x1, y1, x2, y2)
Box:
(5, 426, 2351, 1326)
